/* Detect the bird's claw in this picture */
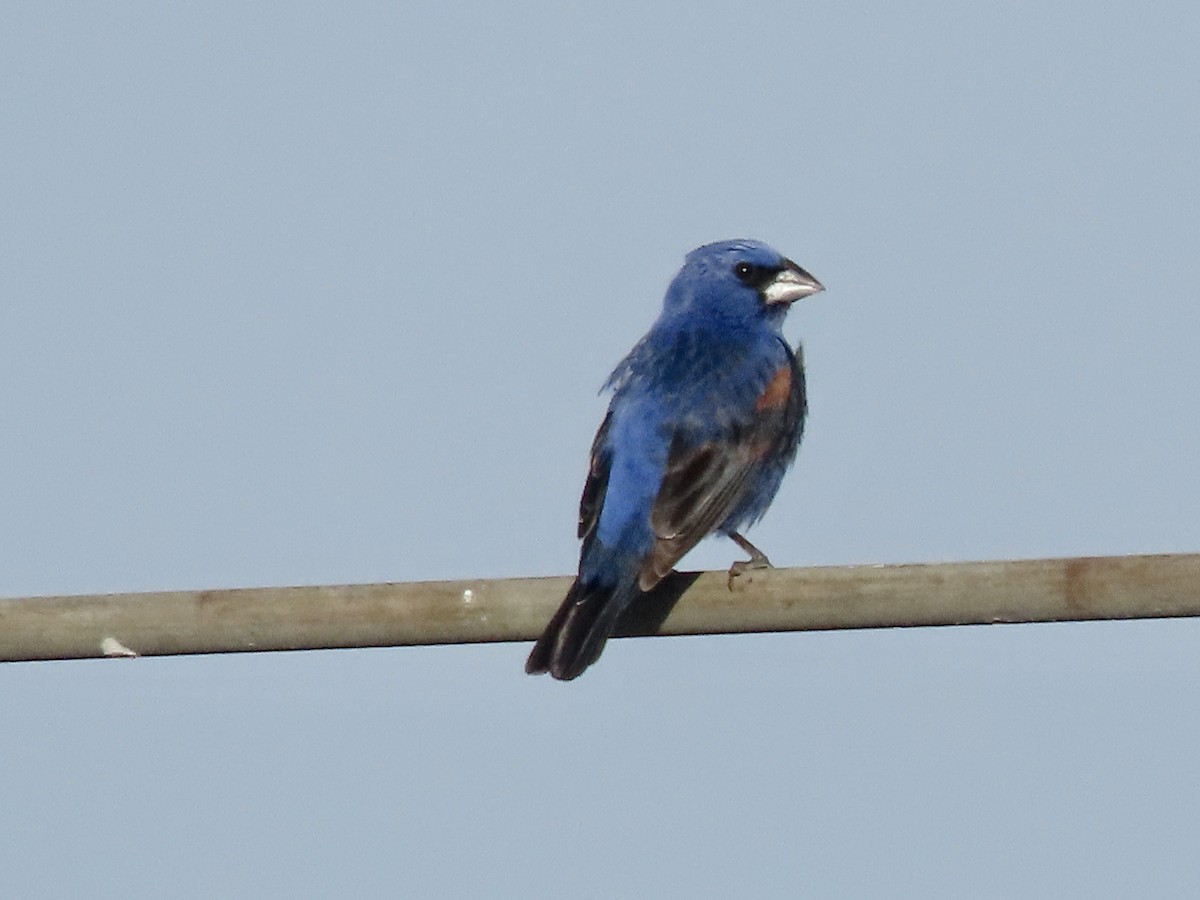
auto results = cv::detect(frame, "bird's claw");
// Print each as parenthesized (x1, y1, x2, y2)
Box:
(727, 554, 773, 591)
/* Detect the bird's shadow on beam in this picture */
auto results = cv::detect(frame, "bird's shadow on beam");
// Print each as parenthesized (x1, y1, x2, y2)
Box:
(612, 570, 703, 638)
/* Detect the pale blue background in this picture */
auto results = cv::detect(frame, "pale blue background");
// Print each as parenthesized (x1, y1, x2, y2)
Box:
(3, 2, 1199, 897)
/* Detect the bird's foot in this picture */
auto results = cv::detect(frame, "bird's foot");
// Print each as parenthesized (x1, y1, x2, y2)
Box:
(726, 531, 773, 591)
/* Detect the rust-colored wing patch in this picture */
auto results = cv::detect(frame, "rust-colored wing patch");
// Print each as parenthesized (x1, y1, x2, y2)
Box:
(755, 365, 792, 411)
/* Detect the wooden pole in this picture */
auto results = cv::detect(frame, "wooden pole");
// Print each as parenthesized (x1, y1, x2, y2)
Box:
(1, 553, 1198, 663)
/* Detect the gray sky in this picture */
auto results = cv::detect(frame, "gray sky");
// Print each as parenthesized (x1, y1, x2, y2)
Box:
(3, 2, 1199, 897)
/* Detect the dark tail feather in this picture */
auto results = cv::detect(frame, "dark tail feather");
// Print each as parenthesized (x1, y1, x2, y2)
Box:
(526, 577, 636, 680)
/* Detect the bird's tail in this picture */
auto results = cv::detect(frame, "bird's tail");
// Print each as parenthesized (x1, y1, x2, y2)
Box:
(525, 576, 638, 680)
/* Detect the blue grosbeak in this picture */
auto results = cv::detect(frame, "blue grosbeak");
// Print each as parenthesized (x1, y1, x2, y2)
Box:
(527, 240, 823, 680)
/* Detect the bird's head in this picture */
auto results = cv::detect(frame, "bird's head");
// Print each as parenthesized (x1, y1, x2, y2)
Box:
(662, 239, 823, 329)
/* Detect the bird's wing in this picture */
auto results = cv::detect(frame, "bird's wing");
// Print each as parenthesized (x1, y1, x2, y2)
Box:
(637, 347, 805, 590)
(577, 410, 614, 543)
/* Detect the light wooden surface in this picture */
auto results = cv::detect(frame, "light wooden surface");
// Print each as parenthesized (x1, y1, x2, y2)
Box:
(2, 553, 1198, 663)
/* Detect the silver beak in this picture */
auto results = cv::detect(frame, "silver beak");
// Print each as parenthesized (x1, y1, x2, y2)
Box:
(762, 259, 824, 305)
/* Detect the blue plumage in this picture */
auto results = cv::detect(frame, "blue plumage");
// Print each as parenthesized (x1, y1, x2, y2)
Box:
(527, 240, 823, 680)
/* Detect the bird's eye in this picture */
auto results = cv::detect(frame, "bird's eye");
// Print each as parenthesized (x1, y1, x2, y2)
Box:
(734, 261, 756, 283)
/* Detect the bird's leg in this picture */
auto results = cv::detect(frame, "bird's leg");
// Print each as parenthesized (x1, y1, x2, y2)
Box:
(727, 531, 773, 590)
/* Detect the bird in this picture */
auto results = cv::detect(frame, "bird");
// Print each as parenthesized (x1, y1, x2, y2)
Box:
(526, 239, 824, 680)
